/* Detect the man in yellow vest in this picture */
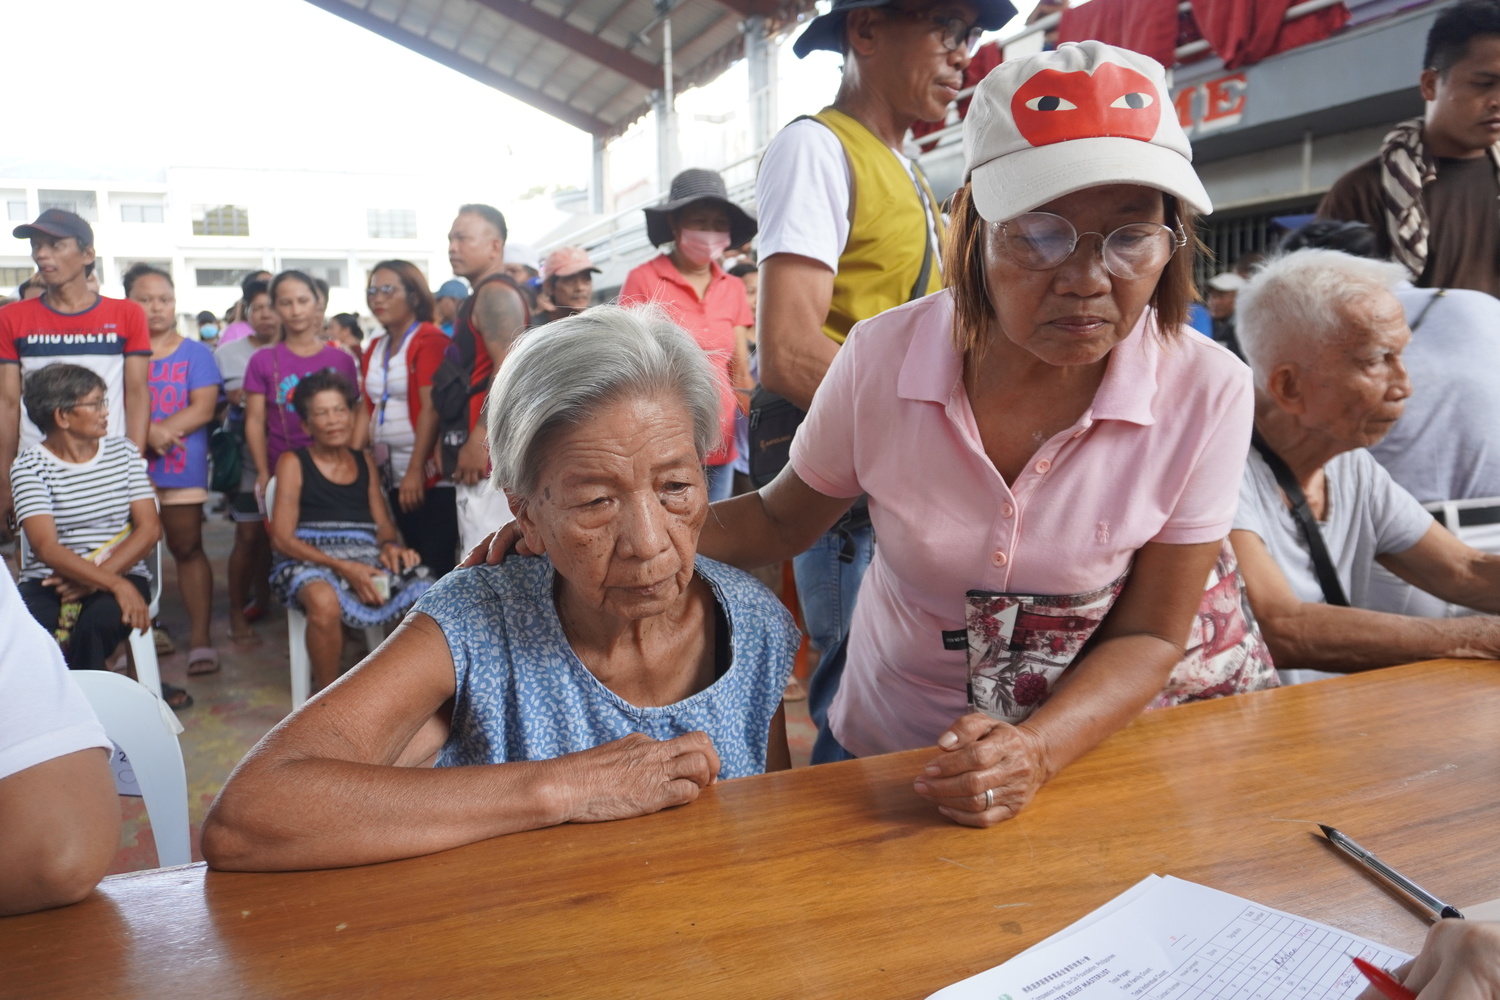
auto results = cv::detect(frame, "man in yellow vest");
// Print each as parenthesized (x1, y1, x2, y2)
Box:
(753, 0, 1014, 703)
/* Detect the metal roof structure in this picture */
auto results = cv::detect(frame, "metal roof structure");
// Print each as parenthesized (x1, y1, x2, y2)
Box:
(304, 0, 818, 139)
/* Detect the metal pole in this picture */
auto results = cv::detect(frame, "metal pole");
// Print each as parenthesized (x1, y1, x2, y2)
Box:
(661, 11, 676, 183)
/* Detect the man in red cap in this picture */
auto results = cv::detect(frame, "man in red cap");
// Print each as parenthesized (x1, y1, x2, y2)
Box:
(535, 246, 600, 326)
(0, 209, 150, 542)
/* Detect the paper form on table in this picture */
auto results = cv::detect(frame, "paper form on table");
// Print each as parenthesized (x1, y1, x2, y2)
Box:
(928, 875, 1411, 1000)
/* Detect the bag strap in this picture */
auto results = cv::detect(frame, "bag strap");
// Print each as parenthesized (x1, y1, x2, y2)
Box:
(907, 167, 937, 303)
(1408, 287, 1447, 333)
(1250, 429, 1349, 607)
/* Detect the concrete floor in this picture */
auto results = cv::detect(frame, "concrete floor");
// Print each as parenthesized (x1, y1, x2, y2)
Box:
(109, 516, 818, 873)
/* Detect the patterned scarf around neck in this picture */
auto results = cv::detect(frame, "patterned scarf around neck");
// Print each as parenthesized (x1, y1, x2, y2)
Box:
(1379, 117, 1500, 280)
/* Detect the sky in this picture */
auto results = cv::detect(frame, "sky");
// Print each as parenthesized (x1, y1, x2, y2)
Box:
(0, 0, 1042, 238)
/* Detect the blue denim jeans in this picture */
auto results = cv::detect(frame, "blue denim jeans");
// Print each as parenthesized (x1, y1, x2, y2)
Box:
(793, 521, 874, 658)
(706, 462, 736, 503)
(807, 633, 858, 764)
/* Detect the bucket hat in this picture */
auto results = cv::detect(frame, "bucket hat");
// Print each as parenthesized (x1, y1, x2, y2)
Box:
(963, 41, 1212, 223)
(643, 169, 757, 249)
(793, 0, 1018, 59)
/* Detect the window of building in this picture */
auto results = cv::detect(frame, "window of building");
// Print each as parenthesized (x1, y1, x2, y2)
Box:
(37, 189, 98, 221)
(121, 204, 165, 224)
(367, 209, 418, 239)
(0, 266, 34, 288)
(192, 204, 250, 237)
(5, 195, 26, 221)
(195, 268, 257, 287)
(280, 259, 344, 288)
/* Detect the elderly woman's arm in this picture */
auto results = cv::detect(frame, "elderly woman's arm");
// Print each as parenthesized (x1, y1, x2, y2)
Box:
(23, 499, 161, 630)
(1378, 523, 1500, 614)
(1232, 528, 1500, 672)
(913, 539, 1223, 828)
(200, 613, 722, 871)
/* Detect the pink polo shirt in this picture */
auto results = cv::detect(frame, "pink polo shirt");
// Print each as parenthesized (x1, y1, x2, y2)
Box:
(620, 254, 752, 465)
(791, 292, 1253, 757)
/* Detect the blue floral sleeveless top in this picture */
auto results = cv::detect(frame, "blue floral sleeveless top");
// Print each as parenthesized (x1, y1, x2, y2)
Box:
(415, 555, 798, 779)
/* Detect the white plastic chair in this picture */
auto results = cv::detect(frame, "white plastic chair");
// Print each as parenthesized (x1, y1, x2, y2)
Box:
(71, 669, 192, 868)
(19, 533, 164, 698)
(264, 476, 384, 710)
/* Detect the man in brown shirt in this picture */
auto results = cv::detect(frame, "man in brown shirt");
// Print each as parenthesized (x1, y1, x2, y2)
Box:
(1318, 0, 1500, 295)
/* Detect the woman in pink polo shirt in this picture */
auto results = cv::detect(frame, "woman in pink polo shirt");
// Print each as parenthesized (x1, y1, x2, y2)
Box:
(466, 42, 1275, 827)
(698, 42, 1276, 822)
(620, 169, 756, 503)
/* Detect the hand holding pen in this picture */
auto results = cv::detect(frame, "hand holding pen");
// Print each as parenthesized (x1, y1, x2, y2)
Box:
(1356, 921, 1500, 1000)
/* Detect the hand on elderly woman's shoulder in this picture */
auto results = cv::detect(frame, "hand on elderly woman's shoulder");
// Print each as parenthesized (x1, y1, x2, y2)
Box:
(460, 521, 533, 569)
(911, 714, 1050, 828)
(559, 731, 722, 823)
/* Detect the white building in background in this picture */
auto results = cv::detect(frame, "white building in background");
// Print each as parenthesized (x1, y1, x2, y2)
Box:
(0, 164, 475, 329)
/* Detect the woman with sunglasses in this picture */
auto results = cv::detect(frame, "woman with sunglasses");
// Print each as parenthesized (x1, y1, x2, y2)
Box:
(472, 42, 1275, 824)
(359, 260, 457, 577)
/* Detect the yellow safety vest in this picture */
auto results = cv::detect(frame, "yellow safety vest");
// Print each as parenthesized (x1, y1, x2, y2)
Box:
(811, 107, 945, 345)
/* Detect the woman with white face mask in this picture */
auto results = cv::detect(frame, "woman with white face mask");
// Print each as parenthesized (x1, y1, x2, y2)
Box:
(621, 169, 757, 502)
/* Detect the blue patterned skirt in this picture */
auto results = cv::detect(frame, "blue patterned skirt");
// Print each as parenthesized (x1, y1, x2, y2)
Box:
(270, 521, 433, 628)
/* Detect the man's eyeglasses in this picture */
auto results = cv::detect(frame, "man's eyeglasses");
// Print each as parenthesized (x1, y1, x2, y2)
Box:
(366, 284, 402, 298)
(993, 213, 1187, 280)
(887, 9, 986, 56)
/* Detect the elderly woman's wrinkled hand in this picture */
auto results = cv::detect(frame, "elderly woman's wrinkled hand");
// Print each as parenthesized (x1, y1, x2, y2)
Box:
(560, 731, 722, 824)
(911, 713, 1051, 828)
(459, 521, 535, 569)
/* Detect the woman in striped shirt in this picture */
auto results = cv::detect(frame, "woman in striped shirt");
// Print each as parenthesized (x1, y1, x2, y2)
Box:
(10, 364, 176, 702)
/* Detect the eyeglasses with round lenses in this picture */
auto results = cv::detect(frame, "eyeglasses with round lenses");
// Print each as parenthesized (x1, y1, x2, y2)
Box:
(366, 283, 402, 298)
(995, 212, 1187, 280)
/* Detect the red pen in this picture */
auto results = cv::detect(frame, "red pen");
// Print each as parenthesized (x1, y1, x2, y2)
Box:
(1352, 956, 1417, 1000)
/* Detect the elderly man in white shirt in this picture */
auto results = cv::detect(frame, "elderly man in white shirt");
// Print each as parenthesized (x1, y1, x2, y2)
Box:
(1229, 249, 1500, 683)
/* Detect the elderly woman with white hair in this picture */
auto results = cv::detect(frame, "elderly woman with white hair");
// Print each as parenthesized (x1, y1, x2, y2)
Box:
(1230, 248, 1500, 683)
(200, 306, 798, 872)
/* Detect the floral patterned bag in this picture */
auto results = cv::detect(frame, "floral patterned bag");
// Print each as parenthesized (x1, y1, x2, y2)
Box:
(965, 540, 1277, 724)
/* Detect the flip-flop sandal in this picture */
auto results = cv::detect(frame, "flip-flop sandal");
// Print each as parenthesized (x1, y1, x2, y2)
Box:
(161, 683, 194, 711)
(187, 647, 220, 676)
(154, 626, 176, 656)
(242, 602, 268, 624)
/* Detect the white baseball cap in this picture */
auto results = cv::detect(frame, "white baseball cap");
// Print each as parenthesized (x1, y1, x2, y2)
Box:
(964, 41, 1212, 223)
(1208, 272, 1246, 292)
(503, 241, 541, 272)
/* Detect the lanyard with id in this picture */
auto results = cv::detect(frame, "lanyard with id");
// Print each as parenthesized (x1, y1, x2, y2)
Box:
(377, 322, 419, 428)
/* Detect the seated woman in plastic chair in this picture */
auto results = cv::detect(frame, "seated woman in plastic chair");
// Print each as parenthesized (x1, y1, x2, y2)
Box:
(8, 364, 182, 706)
(265, 370, 429, 693)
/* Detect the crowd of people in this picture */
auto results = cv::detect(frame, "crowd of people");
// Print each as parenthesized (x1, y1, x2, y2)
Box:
(4, 0, 1500, 991)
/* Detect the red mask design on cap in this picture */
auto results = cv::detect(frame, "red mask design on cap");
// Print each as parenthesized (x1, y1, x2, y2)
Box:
(1011, 63, 1162, 147)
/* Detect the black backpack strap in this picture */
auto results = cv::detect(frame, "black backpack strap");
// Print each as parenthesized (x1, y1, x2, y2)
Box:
(1250, 430, 1349, 606)
(1408, 288, 1446, 333)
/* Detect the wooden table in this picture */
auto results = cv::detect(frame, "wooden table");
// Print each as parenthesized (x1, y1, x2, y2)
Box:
(6, 659, 1498, 999)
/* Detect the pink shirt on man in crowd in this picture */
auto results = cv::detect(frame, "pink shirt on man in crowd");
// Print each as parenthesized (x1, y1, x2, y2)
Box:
(790, 292, 1254, 758)
(619, 253, 752, 465)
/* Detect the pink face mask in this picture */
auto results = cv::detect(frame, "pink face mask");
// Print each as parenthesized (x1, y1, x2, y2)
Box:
(677, 229, 731, 267)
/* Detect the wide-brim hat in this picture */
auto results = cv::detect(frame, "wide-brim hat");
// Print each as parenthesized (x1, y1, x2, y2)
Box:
(644, 168, 757, 249)
(964, 41, 1212, 223)
(793, 0, 1018, 59)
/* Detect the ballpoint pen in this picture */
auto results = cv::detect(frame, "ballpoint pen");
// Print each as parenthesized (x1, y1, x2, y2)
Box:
(1351, 957, 1417, 1000)
(1319, 824, 1465, 921)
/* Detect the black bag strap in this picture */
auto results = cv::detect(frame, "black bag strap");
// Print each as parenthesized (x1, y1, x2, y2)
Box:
(1409, 288, 1447, 333)
(1250, 429, 1349, 606)
(907, 165, 937, 303)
